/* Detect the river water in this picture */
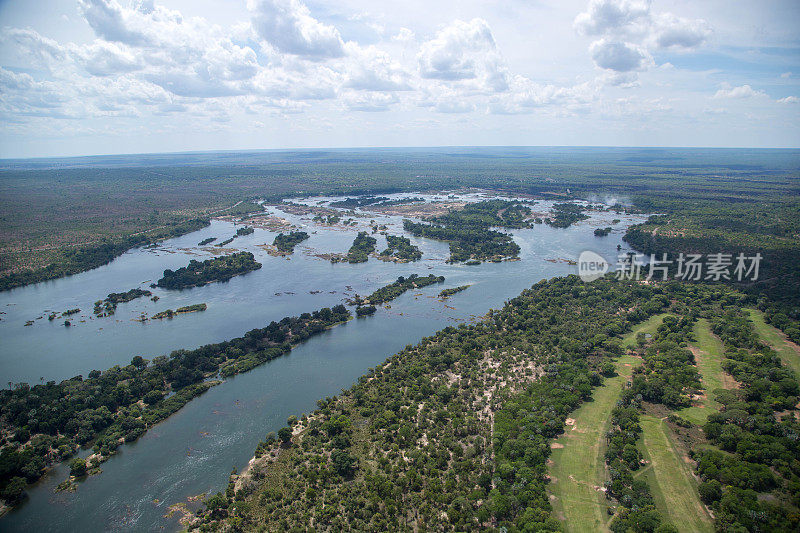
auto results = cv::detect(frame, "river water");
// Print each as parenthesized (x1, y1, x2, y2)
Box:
(0, 191, 645, 531)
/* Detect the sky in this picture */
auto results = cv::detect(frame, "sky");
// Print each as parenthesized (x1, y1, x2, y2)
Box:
(0, 0, 798, 158)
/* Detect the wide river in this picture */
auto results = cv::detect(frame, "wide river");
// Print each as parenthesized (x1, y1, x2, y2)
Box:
(0, 191, 646, 531)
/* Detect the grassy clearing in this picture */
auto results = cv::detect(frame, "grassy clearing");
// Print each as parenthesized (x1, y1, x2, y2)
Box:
(677, 319, 730, 425)
(746, 309, 800, 377)
(549, 353, 641, 532)
(621, 313, 670, 348)
(638, 416, 714, 533)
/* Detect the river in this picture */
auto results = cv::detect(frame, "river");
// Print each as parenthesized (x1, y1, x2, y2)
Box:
(0, 191, 646, 531)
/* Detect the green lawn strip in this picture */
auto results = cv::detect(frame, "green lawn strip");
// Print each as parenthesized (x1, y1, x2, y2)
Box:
(677, 319, 728, 425)
(548, 314, 668, 532)
(548, 352, 641, 533)
(621, 313, 670, 348)
(638, 416, 714, 533)
(746, 308, 800, 377)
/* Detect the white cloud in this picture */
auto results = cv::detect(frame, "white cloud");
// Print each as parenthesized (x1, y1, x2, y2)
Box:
(248, 0, 345, 59)
(575, 0, 711, 81)
(590, 39, 651, 72)
(651, 13, 712, 50)
(342, 90, 398, 111)
(574, 0, 650, 37)
(391, 28, 415, 44)
(74, 40, 142, 76)
(713, 84, 766, 99)
(343, 45, 412, 91)
(417, 18, 508, 92)
(777, 96, 798, 104)
(1, 28, 67, 70)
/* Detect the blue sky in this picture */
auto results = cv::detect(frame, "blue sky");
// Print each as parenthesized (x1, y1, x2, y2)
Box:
(0, 0, 798, 157)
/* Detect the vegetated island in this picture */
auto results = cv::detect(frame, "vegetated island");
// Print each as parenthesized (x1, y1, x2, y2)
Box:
(593, 227, 612, 237)
(273, 231, 310, 254)
(155, 252, 261, 290)
(198, 237, 216, 246)
(402, 199, 526, 263)
(0, 305, 351, 507)
(47, 308, 81, 321)
(329, 196, 390, 209)
(439, 284, 471, 298)
(342, 232, 377, 263)
(352, 274, 445, 307)
(545, 202, 589, 228)
(313, 213, 342, 226)
(151, 303, 208, 320)
(213, 226, 254, 248)
(377, 235, 422, 262)
(93, 288, 153, 317)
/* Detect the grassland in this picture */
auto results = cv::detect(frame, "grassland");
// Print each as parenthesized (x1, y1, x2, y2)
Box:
(747, 309, 800, 377)
(637, 416, 714, 533)
(677, 319, 731, 425)
(549, 353, 640, 532)
(621, 313, 669, 348)
(548, 314, 668, 532)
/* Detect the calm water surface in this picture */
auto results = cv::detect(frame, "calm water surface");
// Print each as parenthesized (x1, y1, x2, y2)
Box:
(0, 192, 645, 531)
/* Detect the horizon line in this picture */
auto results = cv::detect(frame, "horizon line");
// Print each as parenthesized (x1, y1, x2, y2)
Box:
(2, 143, 800, 162)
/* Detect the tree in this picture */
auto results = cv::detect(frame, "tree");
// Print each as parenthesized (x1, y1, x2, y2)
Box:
(277, 426, 293, 444)
(131, 356, 147, 370)
(69, 457, 87, 477)
(331, 450, 357, 478)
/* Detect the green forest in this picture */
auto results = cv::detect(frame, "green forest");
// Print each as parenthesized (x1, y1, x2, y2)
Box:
(190, 277, 799, 532)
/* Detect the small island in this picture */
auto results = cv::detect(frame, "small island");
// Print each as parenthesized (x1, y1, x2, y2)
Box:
(401, 200, 527, 263)
(546, 203, 589, 228)
(594, 227, 612, 237)
(274, 231, 310, 254)
(151, 303, 207, 320)
(345, 232, 377, 263)
(357, 274, 445, 306)
(439, 285, 471, 298)
(378, 235, 422, 262)
(94, 288, 152, 316)
(155, 252, 262, 290)
(198, 237, 216, 246)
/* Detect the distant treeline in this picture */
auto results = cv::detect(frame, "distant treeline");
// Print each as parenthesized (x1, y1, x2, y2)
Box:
(0, 304, 351, 506)
(155, 252, 261, 290)
(0, 218, 209, 292)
